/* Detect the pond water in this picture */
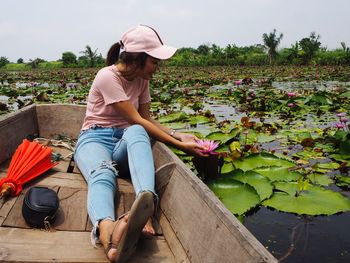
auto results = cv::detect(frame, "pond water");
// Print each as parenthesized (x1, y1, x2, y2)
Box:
(176, 82, 350, 262)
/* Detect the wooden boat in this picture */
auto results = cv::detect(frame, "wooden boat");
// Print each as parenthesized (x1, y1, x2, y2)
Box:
(0, 104, 277, 263)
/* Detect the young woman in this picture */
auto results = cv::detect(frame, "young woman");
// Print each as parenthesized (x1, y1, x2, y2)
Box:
(74, 24, 206, 263)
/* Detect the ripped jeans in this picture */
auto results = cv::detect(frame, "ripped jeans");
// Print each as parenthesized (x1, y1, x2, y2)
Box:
(74, 124, 155, 227)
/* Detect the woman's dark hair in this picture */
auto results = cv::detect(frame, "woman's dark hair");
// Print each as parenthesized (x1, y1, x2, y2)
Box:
(106, 42, 148, 71)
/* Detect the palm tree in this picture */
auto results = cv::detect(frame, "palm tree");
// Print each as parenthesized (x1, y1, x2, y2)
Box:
(80, 45, 99, 67)
(262, 29, 283, 65)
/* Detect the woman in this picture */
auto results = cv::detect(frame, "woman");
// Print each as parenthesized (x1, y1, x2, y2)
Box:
(74, 24, 206, 263)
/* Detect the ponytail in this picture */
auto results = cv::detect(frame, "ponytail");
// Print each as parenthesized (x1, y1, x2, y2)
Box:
(106, 42, 122, 66)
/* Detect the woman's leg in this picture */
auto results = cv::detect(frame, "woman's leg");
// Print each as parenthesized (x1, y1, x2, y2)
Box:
(75, 129, 118, 226)
(112, 124, 156, 197)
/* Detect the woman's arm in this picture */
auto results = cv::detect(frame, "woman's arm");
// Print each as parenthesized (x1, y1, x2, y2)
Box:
(139, 103, 199, 143)
(112, 101, 206, 156)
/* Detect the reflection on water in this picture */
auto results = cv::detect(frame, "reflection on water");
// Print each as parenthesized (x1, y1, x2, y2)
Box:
(244, 207, 350, 262)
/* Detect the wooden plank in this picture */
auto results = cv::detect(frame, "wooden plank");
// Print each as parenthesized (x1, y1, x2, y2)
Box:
(0, 105, 38, 164)
(2, 189, 29, 228)
(158, 212, 190, 263)
(0, 196, 17, 226)
(36, 104, 86, 140)
(0, 227, 175, 263)
(0, 227, 108, 263)
(55, 187, 88, 231)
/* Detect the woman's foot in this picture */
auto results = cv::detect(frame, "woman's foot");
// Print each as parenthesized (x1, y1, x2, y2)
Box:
(142, 217, 155, 236)
(99, 215, 129, 262)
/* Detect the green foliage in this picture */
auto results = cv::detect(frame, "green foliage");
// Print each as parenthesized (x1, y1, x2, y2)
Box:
(299, 32, 322, 64)
(16, 58, 24, 64)
(0, 56, 10, 68)
(62, 51, 77, 66)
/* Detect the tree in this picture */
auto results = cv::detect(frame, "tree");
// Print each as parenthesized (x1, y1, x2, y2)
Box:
(17, 58, 24, 64)
(299, 32, 321, 64)
(62, 52, 77, 66)
(262, 29, 283, 65)
(27, 58, 46, 69)
(80, 45, 99, 67)
(196, 44, 210, 55)
(0, 56, 10, 68)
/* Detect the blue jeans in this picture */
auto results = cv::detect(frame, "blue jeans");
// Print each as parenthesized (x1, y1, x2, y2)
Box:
(74, 124, 156, 226)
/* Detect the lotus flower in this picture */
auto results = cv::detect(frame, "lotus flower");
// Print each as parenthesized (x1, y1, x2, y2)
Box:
(196, 139, 219, 155)
(335, 123, 345, 129)
(287, 92, 297, 97)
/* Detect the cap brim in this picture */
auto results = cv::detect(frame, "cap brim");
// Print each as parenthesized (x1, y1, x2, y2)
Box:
(146, 45, 177, 60)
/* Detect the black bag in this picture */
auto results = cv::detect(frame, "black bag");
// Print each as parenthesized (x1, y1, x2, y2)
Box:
(22, 186, 59, 229)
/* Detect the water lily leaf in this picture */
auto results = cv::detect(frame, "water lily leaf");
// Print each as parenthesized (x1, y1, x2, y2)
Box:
(335, 175, 350, 187)
(256, 133, 277, 143)
(262, 182, 350, 215)
(188, 115, 212, 124)
(253, 166, 301, 182)
(317, 162, 340, 170)
(308, 173, 333, 186)
(158, 112, 187, 123)
(221, 160, 235, 175)
(339, 139, 350, 155)
(232, 152, 295, 171)
(208, 177, 261, 215)
(206, 128, 239, 144)
(230, 169, 274, 200)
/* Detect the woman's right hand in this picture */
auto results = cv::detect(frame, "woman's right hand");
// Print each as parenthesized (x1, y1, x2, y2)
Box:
(179, 141, 208, 157)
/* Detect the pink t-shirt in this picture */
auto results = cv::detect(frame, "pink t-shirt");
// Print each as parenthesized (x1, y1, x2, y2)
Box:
(81, 65, 151, 130)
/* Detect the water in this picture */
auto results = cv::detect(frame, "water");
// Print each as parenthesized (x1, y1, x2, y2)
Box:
(245, 207, 350, 262)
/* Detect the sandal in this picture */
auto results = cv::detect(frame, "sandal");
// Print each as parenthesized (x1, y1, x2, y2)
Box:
(105, 191, 154, 263)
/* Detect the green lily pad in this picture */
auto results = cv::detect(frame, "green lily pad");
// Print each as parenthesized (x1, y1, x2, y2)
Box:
(206, 128, 239, 144)
(308, 173, 333, 186)
(335, 175, 350, 187)
(208, 177, 261, 215)
(158, 112, 187, 123)
(230, 169, 274, 200)
(262, 182, 350, 215)
(253, 166, 301, 182)
(232, 152, 295, 171)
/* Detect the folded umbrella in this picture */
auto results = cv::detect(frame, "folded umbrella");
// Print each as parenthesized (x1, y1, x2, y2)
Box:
(0, 139, 58, 201)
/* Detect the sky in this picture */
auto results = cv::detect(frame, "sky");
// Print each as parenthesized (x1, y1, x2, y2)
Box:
(1, 0, 350, 62)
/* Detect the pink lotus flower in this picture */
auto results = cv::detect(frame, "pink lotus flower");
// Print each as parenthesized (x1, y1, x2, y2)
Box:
(234, 80, 242, 86)
(340, 117, 348, 123)
(335, 123, 345, 129)
(196, 139, 219, 155)
(287, 103, 295, 107)
(287, 92, 297, 97)
(336, 112, 346, 117)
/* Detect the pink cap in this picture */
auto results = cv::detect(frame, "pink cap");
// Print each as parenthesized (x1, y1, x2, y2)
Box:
(121, 25, 177, 60)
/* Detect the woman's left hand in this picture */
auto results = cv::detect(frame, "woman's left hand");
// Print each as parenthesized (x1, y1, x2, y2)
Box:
(174, 132, 198, 143)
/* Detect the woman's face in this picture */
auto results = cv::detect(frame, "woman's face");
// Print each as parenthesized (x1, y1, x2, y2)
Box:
(138, 56, 160, 80)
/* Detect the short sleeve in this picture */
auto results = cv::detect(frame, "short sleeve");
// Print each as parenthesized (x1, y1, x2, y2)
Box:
(95, 70, 129, 105)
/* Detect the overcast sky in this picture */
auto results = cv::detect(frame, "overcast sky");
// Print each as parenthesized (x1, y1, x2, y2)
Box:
(1, 0, 349, 62)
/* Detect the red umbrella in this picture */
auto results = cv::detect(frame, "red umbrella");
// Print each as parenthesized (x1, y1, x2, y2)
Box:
(0, 139, 58, 200)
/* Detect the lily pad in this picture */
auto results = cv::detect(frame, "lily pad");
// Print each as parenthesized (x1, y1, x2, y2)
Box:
(206, 128, 239, 144)
(230, 169, 274, 200)
(253, 166, 301, 182)
(232, 152, 295, 171)
(157, 112, 187, 123)
(208, 177, 261, 215)
(262, 182, 350, 215)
